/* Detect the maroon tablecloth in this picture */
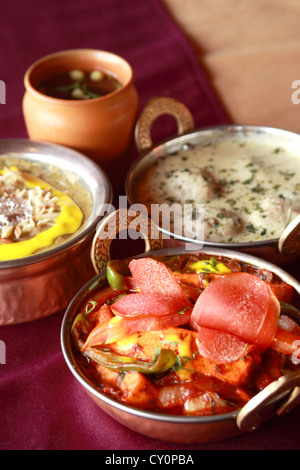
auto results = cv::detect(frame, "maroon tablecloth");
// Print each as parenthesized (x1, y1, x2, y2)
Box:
(0, 0, 299, 451)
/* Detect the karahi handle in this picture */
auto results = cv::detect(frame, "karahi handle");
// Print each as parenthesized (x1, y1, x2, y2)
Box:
(278, 214, 300, 256)
(91, 208, 163, 274)
(135, 96, 195, 153)
(237, 369, 300, 432)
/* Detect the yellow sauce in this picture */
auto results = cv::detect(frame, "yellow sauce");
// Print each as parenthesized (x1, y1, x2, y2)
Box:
(164, 330, 194, 380)
(0, 168, 83, 260)
(113, 330, 140, 350)
(112, 328, 195, 380)
(190, 259, 231, 274)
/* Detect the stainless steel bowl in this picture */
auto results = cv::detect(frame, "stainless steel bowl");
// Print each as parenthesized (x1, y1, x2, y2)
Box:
(0, 139, 112, 324)
(126, 97, 300, 266)
(61, 209, 300, 444)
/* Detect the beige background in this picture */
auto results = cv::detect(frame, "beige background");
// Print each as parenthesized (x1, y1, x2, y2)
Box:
(163, 0, 300, 133)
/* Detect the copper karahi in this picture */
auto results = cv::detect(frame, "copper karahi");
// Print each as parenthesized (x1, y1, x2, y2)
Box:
(61, 209, 300, 444)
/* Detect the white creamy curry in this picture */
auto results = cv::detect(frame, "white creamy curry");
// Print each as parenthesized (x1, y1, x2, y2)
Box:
(135, 137, 300, 243)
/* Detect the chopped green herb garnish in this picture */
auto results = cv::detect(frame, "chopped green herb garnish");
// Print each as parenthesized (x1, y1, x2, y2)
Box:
(85, 300, 97, 314)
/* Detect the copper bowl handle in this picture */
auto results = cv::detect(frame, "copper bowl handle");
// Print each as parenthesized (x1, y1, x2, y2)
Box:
(135, 97, 195, 153)
(90, 208, 163, 274)
(237, 370, 300, 432)
(278, 214, 300, 256)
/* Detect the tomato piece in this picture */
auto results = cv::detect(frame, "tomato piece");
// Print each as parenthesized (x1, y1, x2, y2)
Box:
(111, 293, 188, 317)
(270, 327, 300, 357)
(92, 303, 114, 323)
(124, 276, 140, 291)
(196, 326, 254, 364)
(190, 272, 280, 354)
(82, 309, 192, 349)
(242, 265, 273, 283)
(81, 286, 124, 315)
(82, 316, 130, 349)
(180, 283, 201, 303)
(269, 282, 294, 303)
(118, 308, 192, 333)
(255, 349, 285, 390)
(174, 272, 209, 288)
(129, 258, 191, 308)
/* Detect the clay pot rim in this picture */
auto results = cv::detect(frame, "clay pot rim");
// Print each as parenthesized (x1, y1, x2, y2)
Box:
(24, 48, 135, 106)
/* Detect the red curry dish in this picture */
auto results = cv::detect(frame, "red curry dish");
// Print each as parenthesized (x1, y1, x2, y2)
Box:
(71, 254, 300, 416)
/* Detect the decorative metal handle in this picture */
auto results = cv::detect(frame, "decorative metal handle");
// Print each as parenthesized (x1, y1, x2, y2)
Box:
(237, 370, 300, 432)
(278, 214, 300, 256)
(90, 208, 163, 274)
(135, 97, 195, 152)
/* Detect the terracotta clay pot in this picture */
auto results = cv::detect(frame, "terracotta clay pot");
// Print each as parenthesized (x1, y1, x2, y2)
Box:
(23, 49, 139, 185)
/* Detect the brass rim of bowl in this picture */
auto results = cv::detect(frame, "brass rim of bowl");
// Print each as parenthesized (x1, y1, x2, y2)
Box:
(24, 48, 135, 106)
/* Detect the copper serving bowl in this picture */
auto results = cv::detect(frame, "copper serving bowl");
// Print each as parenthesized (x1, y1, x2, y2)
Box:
(0, 139, 112, 324)
(61, 209, 300, 444)
(126, 97, 300, 266)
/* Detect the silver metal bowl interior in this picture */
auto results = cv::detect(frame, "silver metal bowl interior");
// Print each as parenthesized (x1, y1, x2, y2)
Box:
(61, 246, 300, 444)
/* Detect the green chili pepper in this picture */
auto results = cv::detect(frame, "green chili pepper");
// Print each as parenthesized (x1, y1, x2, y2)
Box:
(71, 314, 93, 348)
(107, 262, 127, 291)
(72, 313, 92, 334)
(84, 346, 177, 374)
(84, 300, 98, 314)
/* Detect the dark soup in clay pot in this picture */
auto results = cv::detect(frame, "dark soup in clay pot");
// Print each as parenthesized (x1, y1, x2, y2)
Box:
(37, 69, 122, 100)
